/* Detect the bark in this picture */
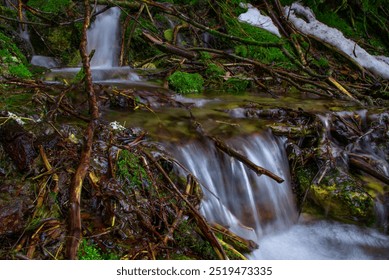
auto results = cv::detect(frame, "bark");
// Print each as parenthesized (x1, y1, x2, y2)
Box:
(66, 0, 99, 260)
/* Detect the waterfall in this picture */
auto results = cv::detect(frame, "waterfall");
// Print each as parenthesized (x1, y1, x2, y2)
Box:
(169, 129, 389, 259)
(169, 130, 297, 242)
(87, 6, 121, 68)
(46, 5, 140, 83)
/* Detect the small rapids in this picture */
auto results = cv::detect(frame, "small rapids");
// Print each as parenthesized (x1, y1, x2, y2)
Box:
(166, 129, 389, 259)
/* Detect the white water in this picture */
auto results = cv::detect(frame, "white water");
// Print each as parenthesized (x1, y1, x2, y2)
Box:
(45, 6, 140, 83)
(169, 130, 389, 259)
(87, 6, 121, 68)
(171, 131, 296, 242)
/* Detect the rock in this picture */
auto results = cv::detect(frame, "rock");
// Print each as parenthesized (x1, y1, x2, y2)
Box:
(309, 169, 375, 225)
(0, 119, 37, 171)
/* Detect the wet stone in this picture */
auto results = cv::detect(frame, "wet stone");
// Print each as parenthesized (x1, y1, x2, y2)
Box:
(0, 197, 32, 235)
(0, 120, 37, 171)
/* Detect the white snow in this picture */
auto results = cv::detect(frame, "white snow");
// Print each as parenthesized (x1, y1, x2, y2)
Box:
(284, 2, 389, 79)
(238, 3, 281, 37)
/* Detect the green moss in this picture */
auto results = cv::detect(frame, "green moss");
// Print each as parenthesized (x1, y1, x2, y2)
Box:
(223, 76, 250, 93)
(78, 239, 120, 260)
(309, 169, 375, 225)
(0, 39, 32, 78)
(125, 17, 162, 65)
(205, 63, 224, 86)
(28, 0, 72, 14)
(168, 71, 204, 94)
(117, 150, 149, 189)
(234, 45, 248, 58)
(174, 220, 218, 259)
(199, 51, 212, 61)
(0, 93, 31, 112)
(312, 57, 330, 68)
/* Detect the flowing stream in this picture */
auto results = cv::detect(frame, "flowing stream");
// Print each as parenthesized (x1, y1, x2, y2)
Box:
(45, 6, 389, 259)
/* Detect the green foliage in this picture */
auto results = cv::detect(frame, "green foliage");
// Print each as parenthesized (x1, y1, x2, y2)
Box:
(234, 45, 248, 58)
(71, 68, 85, 84)
(8, 64, 32, 78)
(117, 150, 148, 188)
(204, 63, 225, 90)
(284, 0, 389, 53)
(199, 51, 212, 61)
(78, 239, 120, 260)
(312, 57, 330, 69)
(223, 16, 291, 66)
(28, 0, 72, 14)
(168, 71, 204, 94)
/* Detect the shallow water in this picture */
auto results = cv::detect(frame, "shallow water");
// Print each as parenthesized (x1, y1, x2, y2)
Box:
(251, 219, 389, 260)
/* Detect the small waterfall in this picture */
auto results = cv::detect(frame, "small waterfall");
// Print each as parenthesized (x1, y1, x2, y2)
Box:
(46, 5, 140, 83)
(170, 130, 297, 243)
(169, 128, 389, 259)
(87, 6, 121, 68)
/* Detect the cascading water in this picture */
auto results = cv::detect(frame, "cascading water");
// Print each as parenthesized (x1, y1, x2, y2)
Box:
(170, 131, 297, 242)
(168, 128, 389, 259)
(46, 6, 140, 83)
(87, 6, 121, 68)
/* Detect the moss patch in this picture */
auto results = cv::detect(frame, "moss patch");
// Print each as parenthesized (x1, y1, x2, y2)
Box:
(309, 169, 375, 225)
(168, 71, 204, 94)
(0, 32, 32, 78)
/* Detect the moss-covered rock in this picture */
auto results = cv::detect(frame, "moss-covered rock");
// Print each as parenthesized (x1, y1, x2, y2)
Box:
(308, 169, 375, 225)
(0, 32, 32, 78)
(168, 71, 204, 94)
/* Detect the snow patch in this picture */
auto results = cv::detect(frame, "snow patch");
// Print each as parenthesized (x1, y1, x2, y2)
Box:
(284, 2, 389, 79)
(238, 3, 281, 38)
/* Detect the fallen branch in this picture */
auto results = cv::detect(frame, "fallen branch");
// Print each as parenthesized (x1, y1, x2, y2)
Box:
(66, 0, 99, 260)
(211, 135, 285, 183)
(191, 119, 284, 183)
(349, 154, 389, 185)
(142, 31, 197, 60)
